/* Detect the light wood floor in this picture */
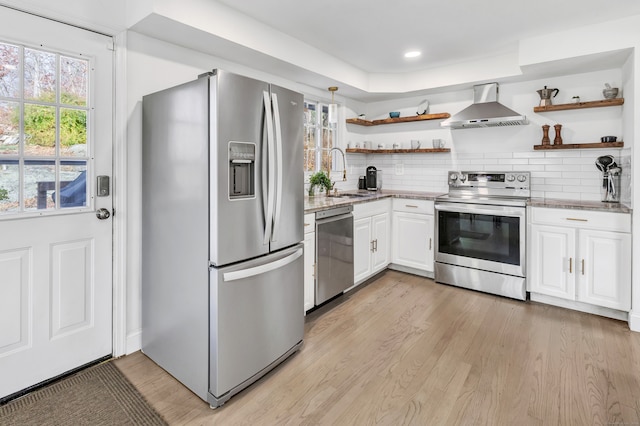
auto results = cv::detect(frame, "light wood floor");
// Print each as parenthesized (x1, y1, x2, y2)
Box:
(115, 270, 640, 425)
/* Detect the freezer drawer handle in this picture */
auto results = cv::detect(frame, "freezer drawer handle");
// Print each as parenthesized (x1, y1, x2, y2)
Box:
(223, 248, 303, 282)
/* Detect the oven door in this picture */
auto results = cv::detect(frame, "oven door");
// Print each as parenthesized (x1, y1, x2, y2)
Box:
(435, 202, 525, 277)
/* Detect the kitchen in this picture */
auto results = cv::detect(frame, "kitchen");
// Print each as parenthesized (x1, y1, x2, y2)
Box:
(1, 0, 640, 423)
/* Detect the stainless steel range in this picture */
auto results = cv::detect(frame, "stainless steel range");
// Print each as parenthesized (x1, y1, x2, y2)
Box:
(434, 171, 530, 300)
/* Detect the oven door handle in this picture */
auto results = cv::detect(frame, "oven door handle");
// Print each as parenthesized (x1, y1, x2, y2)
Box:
(435, 202, 525, 218)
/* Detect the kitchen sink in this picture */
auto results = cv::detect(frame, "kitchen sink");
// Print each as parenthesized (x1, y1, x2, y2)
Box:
(330, 192, 375, 198)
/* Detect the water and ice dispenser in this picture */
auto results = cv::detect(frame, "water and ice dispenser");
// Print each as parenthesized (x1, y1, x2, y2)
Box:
(228, 142, 255, 199)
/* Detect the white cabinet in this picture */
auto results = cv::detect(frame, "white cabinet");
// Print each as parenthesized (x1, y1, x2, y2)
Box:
(528, 207, 631, 312)
(353, 200, 390, 285)
(303, 213, 315, 312)
(391, 199, 434, 272)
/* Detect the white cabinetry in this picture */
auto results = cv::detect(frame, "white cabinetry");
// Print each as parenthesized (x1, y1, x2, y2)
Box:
(303, 213, 316, 312)
(353, 199, 390, 286)
(391, 199, 434, 274)
(528, 207, 631, 314)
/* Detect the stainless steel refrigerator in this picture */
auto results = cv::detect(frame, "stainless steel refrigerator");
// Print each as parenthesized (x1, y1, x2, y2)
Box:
(141, 70, 304, 408)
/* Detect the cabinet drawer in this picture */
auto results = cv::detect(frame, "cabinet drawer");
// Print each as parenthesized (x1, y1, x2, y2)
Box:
(353, 199, 390, 218)
(304, 213, 315, 234)
(392, 198, 434, 214)
(529, 207, 631, 233)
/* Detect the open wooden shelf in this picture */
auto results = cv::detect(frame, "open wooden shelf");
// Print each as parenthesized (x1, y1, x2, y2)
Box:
(533, 141, 624, 150)
(533, 98, 623, 113)
(346, 148, 450, 154)
(346, 112, 450, 126)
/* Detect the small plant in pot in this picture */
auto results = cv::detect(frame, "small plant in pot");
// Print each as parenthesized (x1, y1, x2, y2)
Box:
(308, 171, 333, 196)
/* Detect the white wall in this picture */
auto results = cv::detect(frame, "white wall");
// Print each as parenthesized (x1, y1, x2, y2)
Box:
(341, 70, 628, 203)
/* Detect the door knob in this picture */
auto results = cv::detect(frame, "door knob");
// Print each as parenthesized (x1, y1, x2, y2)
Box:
(96, 208, 111, 220)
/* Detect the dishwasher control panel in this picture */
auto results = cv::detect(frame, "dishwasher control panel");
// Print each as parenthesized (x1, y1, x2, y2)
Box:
(315, 205, 353, 219)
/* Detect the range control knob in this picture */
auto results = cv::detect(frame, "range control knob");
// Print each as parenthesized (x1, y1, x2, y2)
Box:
(517, 174, 527, 182)
(449, 173, 458, 181)
(459, 174, 467, 182)
(506, 174, 516, 182)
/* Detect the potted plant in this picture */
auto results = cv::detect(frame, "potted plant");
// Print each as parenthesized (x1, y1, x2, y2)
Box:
(308, 171, 332, 196)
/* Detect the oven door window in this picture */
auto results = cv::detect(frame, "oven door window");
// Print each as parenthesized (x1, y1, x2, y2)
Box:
(438, 211, 520, 265)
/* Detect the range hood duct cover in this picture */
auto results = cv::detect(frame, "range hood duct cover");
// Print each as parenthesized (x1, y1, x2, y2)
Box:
(441, 83, 528, 129)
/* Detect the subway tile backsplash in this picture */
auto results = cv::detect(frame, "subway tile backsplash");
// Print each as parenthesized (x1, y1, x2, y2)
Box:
(341, 148, 631, 204)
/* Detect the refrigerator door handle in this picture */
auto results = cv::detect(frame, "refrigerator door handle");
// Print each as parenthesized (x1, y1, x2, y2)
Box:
(262, 90, 276, 245)
(222, 248, 303, 282)
(271, 92, 283, 242)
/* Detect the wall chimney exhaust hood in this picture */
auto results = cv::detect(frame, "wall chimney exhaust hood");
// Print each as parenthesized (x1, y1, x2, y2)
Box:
(441, 83, 528, 129)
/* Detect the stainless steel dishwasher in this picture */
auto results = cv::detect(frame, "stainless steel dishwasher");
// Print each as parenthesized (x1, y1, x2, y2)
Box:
(315, 205, 354, 305)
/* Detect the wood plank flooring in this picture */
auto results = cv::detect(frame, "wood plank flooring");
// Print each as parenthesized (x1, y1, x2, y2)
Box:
(115, 271, 640, 425)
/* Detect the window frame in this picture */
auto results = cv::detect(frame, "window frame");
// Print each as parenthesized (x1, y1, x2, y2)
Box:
(304, 99, 339, 176)
(0, 40, 93, 217)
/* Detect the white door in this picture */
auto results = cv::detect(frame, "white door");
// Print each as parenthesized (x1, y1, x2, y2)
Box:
(577, 229, 631, 311)
(0, 8, 113, 399)
(392, 211, 432, 271)
(528, 224, 575, 300)
(353, 216, 372, 284)
(371, 213, 390, 273)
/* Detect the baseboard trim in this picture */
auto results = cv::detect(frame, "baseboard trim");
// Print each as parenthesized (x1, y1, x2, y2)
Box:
(126, 329, 142, 355)
(628, 310, 640, 332)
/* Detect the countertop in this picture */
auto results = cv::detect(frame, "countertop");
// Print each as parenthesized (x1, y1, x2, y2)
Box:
(528, 197, 632, 214)
(304, 190, 443, 214)
(304, 190, 633, 214)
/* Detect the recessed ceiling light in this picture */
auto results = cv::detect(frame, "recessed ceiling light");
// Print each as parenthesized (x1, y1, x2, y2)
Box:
(404, 51, 421, 58)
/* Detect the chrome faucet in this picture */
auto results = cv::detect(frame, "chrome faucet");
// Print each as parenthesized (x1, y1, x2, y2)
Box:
(328, 147, 347, 181)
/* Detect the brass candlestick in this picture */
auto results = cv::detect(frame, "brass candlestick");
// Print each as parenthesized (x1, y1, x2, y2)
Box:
(541, 124, 551, 145)
(554, 124, 563, 145)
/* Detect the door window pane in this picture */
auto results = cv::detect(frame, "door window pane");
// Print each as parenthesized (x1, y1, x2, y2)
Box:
(0, 159, 18, 213)
(24, 48, 56, 102)
(60, 108, 87, 157)
(24, 103, 56, 156)
(0, 101, 19, 155)
(0, 43, 19, 98)
(59, 161, 87, 208)
(60, 56, 87, 106)
(24, 160, 55, 211)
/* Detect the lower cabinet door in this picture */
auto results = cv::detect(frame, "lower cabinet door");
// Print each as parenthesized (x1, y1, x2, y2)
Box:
(528, 224, 576, 300)
(577, 229, 631, 311)
(371, 213, 390, 273)
(392, 211, 433, 271)
(353, 217, 373, 283)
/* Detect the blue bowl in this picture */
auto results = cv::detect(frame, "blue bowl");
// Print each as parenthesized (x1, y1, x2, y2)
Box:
(389, 112, 400, 118)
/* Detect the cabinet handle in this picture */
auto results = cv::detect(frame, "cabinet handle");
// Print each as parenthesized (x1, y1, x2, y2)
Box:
(566, 217, 588, 222)
(370, 240, 375, 253)
(581, 259, 585, 275)
(405, 204, 419, 208)
(374, 239, 378, 252)
(312, 263, 316, 278)
(429, 238, 432, 250)
(304, 222, 311, 227)
(569, 257, 573, 274)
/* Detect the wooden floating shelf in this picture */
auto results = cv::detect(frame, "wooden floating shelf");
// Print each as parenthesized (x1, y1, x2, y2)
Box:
(533, 141, 624, 150)
(346, 148, 451, 154)
(533, 98, 623, 113)
(346, 112, 450, 126)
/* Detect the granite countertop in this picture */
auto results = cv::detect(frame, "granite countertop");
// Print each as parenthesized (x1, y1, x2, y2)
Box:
(305, 190, 633, 214)
(304, 190, 443, 214)
(528, 197, 632, 214)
